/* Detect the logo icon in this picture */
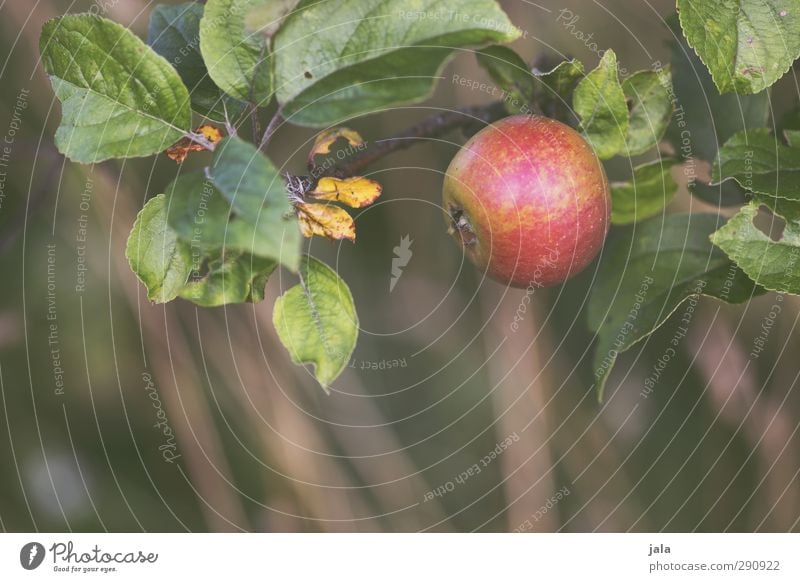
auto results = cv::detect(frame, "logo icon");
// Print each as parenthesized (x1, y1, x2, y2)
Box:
(20, 542, 45, 570)
(390, 235, 413, 292)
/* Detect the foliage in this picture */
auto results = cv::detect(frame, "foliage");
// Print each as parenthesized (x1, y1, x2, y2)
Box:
(622, 67, 673, 156)
(272, 0, 519, 126)
(676, 0, 800, 95)
(149, 3, 245, 121)
(589, 213, 762, 400)
(39, 1, 800, 394)
(572, 50, 629, 159)
(41, 14, 192, 162)
(199, 0, 277, 106)
(610, 160, 678, 225)
(273, 256, 358, 392)
(126, 194, 193, 304)
(476, 45, 535, 113)
(711, 195, 800, 294)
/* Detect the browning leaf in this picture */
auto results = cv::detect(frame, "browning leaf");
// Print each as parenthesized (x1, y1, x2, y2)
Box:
(307, 127, 364, 166)
(309, 176, 382, 208)
(297, 202, 355, 242)
(166, 124, 224, 163)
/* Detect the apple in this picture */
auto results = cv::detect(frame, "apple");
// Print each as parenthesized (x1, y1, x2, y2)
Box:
(442, 114, 610, 288)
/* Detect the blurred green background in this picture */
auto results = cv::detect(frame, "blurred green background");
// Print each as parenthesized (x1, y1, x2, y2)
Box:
(1, 0, 799, 532)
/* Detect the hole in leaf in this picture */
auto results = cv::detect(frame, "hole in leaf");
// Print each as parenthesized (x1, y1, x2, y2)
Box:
(753, 206, 786, 242)
(189, 257, 211, 282)
(625, 97, 635, 113)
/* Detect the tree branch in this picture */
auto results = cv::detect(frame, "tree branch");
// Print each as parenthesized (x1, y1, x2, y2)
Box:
(326, 101, 508, 179)
(259, 106, 284, 152)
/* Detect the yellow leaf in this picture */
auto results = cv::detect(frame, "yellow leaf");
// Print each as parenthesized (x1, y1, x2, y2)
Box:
(309, 176, 382, 208)
(196, 124, 224, 143)
(166, 124, 224, 163)
(308, 127, 364, 164)
(297, 203, 356, 242)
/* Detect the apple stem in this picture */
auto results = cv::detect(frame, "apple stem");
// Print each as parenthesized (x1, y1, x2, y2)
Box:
(448, 205, 477, 247)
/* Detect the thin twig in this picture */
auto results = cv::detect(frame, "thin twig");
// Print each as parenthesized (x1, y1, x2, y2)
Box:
(259, 106, 284, 152)
(185, 131, 218, 151)
(250, 105, 261, 144)
(283, 101, 508, 197)
(222, 101, 237, 138)
(328, 102, 508, 178)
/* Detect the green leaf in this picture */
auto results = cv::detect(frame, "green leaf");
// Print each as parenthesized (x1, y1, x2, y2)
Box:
(126, 194, 192, 303)
(148, 2, 245, 121)
(199, 0, 276, 105)
(165, 170, 300, 270)
(127, 191, 278, 306)
(780, 104, 800, 140)
(611, 159, 678, 225)
(475, 45, 534, 113)
(573, 50, 628, 159)
(532, 59, 584, 121)
(209, 136, 300, 270)
(666, 14, 770, 165)
(622, 67, 673, 155)
(534, 59, 584, 98)
(240, 0, 302, 39)
(710, 195, 800, 294)
(688, 180, 749, 207)
(785, 130, 800, 147)
(273, 0, 520, 126)
(665, 14, 768, 208)
(590, 214, 763, 400)
(677, 0, 800, 95)
(273, 256, 358, 391)
(165, 171, 231, 247)
(40, 14, 191, 163)
(713, 128, 800, 201)
(179, 251, 277, 306)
